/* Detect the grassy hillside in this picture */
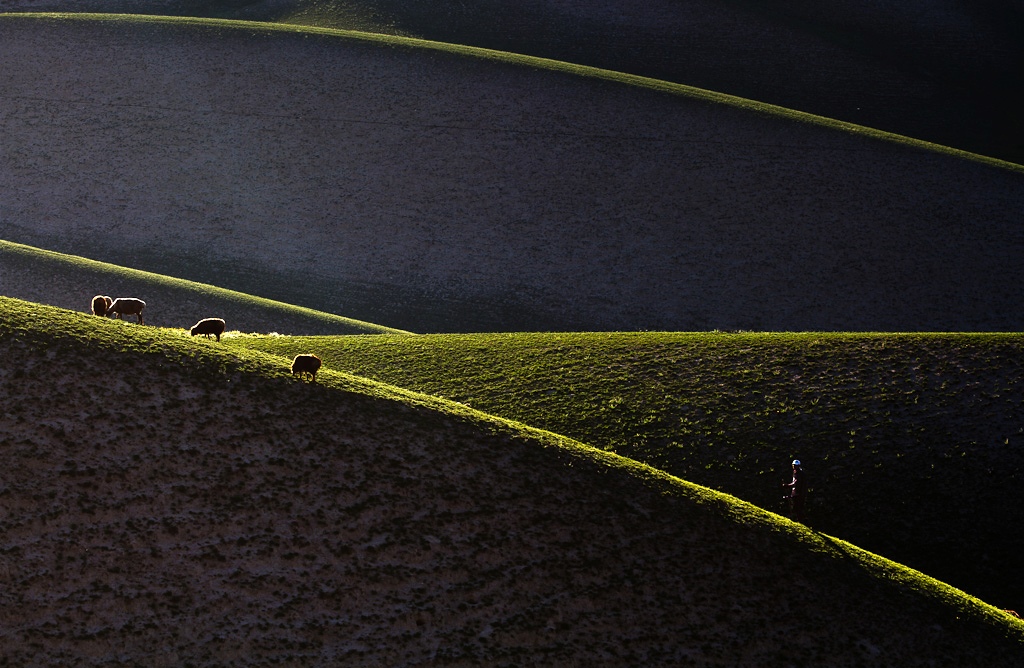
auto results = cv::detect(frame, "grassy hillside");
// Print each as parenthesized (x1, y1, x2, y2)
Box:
(0, 239, 409, 335)
(5, 1, 1021, 164)
(226, 331, 1024, 609)
(3, 14, 1023, 333)
(1, 296, 1023, 664)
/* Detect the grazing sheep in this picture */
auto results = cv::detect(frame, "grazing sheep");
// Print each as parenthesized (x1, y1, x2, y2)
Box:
(291, 354, 322, 381)
(91, 295, 112, 317)
(190, 317, 226, 342)
(108, 297, 146, 324)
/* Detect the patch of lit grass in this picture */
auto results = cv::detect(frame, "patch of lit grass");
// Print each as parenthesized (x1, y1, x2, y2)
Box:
(224, 329, 1024, 608)
(0, 239, 409, 335)
(1, 295, 1022, 642)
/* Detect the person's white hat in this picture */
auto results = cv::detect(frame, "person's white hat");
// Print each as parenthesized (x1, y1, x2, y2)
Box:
(792, 459, 801, 466)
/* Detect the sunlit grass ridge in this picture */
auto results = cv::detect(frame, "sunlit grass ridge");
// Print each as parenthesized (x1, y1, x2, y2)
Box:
(2, 297, 1023, 662)
(0, 297, 1015, 615)
(226, 330, 1024, 608)
(0, 239, 409, 334)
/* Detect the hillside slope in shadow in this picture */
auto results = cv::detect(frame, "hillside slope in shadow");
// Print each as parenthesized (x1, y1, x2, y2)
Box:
(0, 240, 407, 335)
(2, 15, 1023, 333)
(0, 298, 1021, 665)
(6, 0, 1022, 165)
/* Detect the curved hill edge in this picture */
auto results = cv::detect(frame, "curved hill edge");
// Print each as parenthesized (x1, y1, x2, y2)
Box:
(0, 239, 411, 335)
(3, 11, 1021, 176)
(4, 12, 1024, 333)
(2, 295, 1023, 663)
(224, 330, 1024, 607)
(0, 294, 1018, 628)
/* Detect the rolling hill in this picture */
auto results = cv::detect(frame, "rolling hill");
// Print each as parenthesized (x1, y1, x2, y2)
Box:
(5, 236, 1018, 609)
(0, 296, 1022, 665)
(226, 330, 1024, 609)
(0, 239, 410, 335)
(5, 234, 1022, 608)
(2, 13, 1023, 333)
(3, 6, 1023, 664)
(5, 1, 1022, 165)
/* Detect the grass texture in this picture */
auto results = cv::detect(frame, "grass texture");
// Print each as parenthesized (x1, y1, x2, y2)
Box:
(2, 12, 1021, 177)
(0, 295, 1022, 664)
(0, 239, 410, 335)
(226, 330, 1024, 608)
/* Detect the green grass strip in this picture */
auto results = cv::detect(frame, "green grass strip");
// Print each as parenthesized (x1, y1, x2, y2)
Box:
(0, 239, 411, 334)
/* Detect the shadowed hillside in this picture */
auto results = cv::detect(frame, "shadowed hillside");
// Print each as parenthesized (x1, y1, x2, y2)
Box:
(0, 239, 409, 335)
(2, 15, 1023, 333)
(1, 297, 1023, 664)
(5, 1, 1023, 165)
(229, 331, 1024, 608)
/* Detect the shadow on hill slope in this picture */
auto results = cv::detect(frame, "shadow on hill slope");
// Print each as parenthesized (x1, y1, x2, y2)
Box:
(5, 0, 1023, 165)
(0, 240, 407, 335)
(2, 16, 1023, 333)
(0, 299, 1022, 664)
(256, 332, 1024, 608)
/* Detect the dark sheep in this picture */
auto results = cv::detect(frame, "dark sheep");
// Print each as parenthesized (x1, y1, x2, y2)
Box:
(291, 354, 322, 382)
(91, 295, 112, 317)
(108, 297, 146, 324)
(190, 317, 226, 342)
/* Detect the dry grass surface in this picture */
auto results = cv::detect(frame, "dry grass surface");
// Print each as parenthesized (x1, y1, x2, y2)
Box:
(1, 299, 1022, 665)
(2, 15, 1023, 333)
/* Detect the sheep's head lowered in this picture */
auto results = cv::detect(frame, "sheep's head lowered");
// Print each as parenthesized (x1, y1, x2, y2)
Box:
(108, 298, 146, 324)
(190, 318, 226, 342)
(291, 354, 322, 381)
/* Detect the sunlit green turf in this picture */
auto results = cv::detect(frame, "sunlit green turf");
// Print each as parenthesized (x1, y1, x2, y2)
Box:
(0, 239, 409, 335)
(224, 329, 1024, 607)
(1, 294, 1021, 642)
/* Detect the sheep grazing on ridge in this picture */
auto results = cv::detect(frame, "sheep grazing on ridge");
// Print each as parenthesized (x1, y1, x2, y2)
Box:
(91, 295, 112, 317)
(107, 297, 146, 324)
(190, 317, 226, 342)
(291, 354, 322, 382)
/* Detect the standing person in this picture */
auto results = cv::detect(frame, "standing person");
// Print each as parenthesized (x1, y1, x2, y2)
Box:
(783, 459, 808, 523)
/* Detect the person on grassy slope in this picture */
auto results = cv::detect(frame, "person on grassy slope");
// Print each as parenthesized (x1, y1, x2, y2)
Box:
(783, 459, 808, 523)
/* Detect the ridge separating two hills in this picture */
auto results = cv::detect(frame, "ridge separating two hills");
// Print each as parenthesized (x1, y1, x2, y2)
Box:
(226, 328, 1024, 609)
(6, 235, 1021, 609)
(0, 239, 411, 335)
(4, 11, 1023, 333)
(0, 294, 1021, 643)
